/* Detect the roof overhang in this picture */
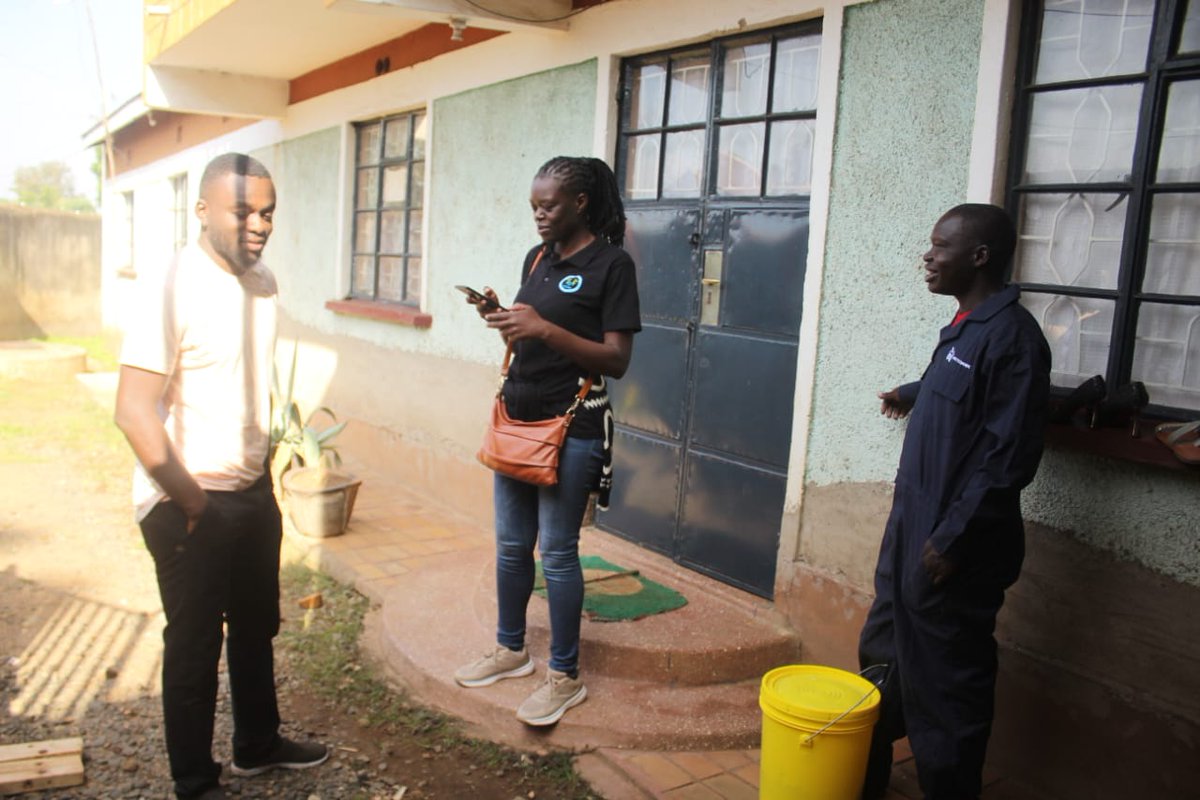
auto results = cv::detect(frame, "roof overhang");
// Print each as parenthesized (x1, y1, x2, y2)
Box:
(143, 0, 574, 118)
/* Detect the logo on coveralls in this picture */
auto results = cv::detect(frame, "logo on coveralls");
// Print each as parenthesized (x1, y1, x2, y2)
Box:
(558, 275, 583, 293)
(946, 347, 973, 370)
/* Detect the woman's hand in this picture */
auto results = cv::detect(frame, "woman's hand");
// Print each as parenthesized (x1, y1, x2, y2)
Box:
(467, 287, 502, 319)
(486, 303, 547, 344)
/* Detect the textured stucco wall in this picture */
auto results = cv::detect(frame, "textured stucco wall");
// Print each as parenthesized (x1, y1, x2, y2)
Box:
(253, 61, 596, 365)
(805, 0, 985, 488)
(798, 0, 1200, 588)
(428, 60, 597, 365)
(252, 126, 343, 333)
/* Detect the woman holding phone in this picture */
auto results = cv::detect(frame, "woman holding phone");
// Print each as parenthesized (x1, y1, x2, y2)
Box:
(456, 156, 641, 726)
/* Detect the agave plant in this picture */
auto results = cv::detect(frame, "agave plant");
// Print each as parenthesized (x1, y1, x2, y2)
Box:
(270, 340, 347, 484)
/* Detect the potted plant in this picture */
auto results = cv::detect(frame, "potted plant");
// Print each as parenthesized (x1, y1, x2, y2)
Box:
(270, 342, 361, 538)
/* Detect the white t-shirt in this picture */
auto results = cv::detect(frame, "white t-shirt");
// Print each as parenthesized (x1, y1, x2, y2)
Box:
(120, 244, 278, 521)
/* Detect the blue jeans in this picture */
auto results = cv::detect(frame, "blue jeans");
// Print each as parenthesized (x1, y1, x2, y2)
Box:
(493, 436, 604, 675)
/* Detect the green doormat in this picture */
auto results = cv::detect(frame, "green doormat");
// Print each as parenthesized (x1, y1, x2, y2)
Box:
(533, 555, 687, 622)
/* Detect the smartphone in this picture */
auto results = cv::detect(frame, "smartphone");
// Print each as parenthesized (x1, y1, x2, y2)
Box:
(455, 285, 505, 312)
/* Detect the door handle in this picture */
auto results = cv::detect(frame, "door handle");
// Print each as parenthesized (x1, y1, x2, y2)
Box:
(701, 278, 721, 286)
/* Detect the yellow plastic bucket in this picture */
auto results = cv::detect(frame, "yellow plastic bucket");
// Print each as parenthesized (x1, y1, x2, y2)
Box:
(759, 664, 881, 800)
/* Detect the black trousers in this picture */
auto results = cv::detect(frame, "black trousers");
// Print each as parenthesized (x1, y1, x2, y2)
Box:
(858, 494, 1021, 800)
(140, 475, 283, 799)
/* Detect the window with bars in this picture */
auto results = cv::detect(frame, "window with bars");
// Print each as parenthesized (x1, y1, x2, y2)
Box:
(350, 110, 426, 305)
(618, 24, 821, 201)
(1008, 0, 1200, 415)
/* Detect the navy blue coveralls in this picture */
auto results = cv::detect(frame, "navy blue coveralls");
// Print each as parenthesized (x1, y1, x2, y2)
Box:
(859, 285, 1050, 799)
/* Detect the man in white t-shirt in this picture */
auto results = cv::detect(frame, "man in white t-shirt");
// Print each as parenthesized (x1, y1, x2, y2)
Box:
(115, 153, 327, 800)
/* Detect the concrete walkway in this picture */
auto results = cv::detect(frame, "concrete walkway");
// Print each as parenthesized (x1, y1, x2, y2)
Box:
(284, 449, 1035, 800)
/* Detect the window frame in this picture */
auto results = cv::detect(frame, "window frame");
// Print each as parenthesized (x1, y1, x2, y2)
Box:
(1006, 0, 1200, 419)
(615, 21, 822, 206)
(347, 109, 426, 308)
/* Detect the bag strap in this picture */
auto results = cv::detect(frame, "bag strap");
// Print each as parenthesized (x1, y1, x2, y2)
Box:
(500, 246, 547, 377)
(497, 247, 596, 412)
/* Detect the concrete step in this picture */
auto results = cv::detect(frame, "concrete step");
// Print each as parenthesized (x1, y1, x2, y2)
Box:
(369, 530, 800, 750)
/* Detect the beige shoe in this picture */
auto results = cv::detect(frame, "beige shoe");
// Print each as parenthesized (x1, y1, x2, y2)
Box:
(454, 645, 534, 688)
(516, 668, 587, 726)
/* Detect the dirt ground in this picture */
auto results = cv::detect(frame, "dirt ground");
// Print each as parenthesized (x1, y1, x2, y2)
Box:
(0, 373, 594, 799)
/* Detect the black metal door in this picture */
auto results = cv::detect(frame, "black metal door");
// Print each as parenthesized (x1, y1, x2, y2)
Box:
(598, 24, 820, 598)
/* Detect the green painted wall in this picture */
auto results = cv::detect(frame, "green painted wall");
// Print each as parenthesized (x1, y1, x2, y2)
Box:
(801, 0, 1199, 586)
(806, 0, 984, 486)
(253, 126, 342, 328)
(429, 59, 597, 364)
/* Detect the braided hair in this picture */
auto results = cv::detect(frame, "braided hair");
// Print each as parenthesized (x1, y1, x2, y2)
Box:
(535, 156, 627, 246)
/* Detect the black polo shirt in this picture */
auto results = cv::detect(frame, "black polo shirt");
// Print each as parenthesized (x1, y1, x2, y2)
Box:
(503, 238, 641, 439)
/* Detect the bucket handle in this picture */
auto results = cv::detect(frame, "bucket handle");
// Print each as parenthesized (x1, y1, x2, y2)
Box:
(799, 665, 887, 748)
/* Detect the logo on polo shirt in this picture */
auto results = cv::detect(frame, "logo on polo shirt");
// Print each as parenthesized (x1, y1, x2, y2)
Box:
(558, 274, 583, 293)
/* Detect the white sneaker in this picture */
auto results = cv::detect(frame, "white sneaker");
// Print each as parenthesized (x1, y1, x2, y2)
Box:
(453, 645, 535, 688)
(516, 669, 587, 726)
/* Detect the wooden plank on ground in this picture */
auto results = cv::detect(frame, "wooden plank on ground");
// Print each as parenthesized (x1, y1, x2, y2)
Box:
(0, 738, 85, 794)
(0, 738, 82, 764)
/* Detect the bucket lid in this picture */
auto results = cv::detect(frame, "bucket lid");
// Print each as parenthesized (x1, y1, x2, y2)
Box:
(760, 665, 880, 725)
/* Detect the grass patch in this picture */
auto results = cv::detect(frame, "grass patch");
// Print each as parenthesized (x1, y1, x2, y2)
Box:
(277, 562, 597, 799)
(0, 377, 131, 488)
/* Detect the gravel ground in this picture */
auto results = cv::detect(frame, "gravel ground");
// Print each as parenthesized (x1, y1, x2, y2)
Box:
(1, 374, 584, 800)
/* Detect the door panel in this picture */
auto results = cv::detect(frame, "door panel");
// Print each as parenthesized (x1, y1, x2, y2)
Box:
(600, 21, 821, 599)
(723, 209, 809, 336)
(678, 450, 786, 595)
(622, 208, 700, 323)
(609, 323, 690, 440)
(600, 430, 681, 556)
(689, 330, 798, 468)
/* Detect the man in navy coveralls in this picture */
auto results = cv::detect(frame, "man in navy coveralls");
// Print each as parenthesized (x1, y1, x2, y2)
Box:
(858, 204, 1051, 799)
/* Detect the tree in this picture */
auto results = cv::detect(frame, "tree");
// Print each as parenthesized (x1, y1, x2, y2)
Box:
(10, 160, 95, 213)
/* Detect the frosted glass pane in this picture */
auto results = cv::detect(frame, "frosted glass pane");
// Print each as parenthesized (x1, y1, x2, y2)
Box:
(382, 165, 408, 205)
(772, 34, 821, 113)
(410, 160, 425, 209)
(1023, 85, 1141, 184)
(351, 256, 373, 297)
(1013, 193, 1125, 289)
(357, 123, 381, 165)
(1181, 0, 1200, 53)
(1156, 80, 1200, 183)
(408, 209, 423, 255)
(405, 257, 422, 304)
(412, 113, 427, 161)
(379, 210, 405, 253)
(1132, 302, 1200, 410)
(1021, 292, 1114, 384)
(384, 116, 410, 159)
(378, 256, 404, 302)
(721, 38, 771, 118)
(662, 131, 703, 199)
(1144, 194, 1200, 296)
(629, 62, 666, 129)
(766, 119, 814, 195)
(1034, 0, 1153, 83)
(354, 212, 376, 253)
(355, 168, 377, 209)
(716, 123, 764, 197)
(668, 56, 710, 125)
(624, 134, 660, 200)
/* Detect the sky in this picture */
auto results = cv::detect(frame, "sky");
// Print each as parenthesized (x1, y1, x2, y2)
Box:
(0, 0, 143, 204)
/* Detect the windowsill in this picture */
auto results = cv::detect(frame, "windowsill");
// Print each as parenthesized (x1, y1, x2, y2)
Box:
(324, 298, 432, 329)
(1045, 420, 1197, 472)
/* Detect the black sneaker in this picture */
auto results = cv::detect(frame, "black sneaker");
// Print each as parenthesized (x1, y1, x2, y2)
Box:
(194, 788, 227, 800)
(230, 737, 329, 777)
